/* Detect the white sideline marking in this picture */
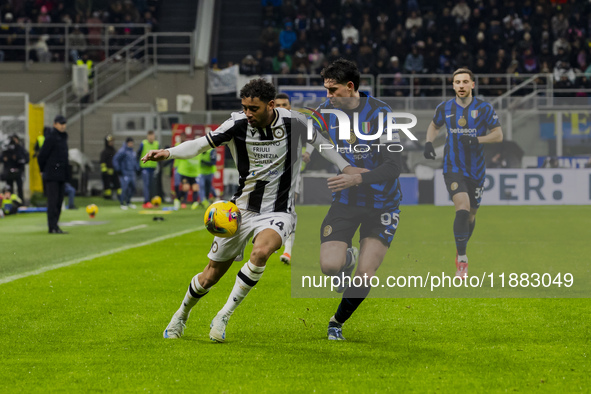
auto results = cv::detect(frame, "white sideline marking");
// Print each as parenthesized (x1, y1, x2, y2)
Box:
(0, 228, 201, 285)
(108, 224, 148, 235)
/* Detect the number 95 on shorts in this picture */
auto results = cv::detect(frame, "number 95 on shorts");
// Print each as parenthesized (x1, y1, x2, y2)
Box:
(320, 203, 400, 247)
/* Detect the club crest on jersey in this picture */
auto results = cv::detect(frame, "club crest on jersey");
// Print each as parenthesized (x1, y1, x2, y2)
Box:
(346, 131, 357, 144)
(451, 182, 458, 191)
(211, 241, 219, 253)
(471, 110, 478, 119)
(272, 126, 285, 139)
(323, 225, 332, 237)
(458, 117, 467, 127)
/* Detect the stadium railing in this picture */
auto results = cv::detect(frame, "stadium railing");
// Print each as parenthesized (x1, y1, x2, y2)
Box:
(39, 31, 194, 123)
(0, 22, 151, 68)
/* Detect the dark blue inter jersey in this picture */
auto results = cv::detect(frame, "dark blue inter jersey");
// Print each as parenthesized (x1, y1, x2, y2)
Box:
(315, 93, 402, 209)
(433, 97, 500, 182)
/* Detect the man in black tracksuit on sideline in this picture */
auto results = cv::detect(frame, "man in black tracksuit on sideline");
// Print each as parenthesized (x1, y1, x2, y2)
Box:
(37, 115, 70, 234)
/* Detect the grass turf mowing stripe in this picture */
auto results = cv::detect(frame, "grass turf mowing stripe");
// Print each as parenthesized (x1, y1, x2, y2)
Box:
(107, 224, 148, 235)
(0, 227, 203, 285)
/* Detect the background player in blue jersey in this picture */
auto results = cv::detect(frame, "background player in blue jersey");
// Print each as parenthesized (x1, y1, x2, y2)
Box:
(423, 68, 503, 279)
(315, 59, 404, 341)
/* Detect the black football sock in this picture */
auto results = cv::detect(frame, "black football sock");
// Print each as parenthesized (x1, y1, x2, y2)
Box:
(454, 209, 470, 255)
(334, 285, 371, 324)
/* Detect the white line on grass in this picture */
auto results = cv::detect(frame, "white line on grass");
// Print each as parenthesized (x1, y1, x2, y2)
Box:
(0, 228, 202, 285)
(108, 224, 148, 235)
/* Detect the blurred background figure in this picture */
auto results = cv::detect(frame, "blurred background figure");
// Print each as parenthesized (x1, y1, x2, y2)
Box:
(137, 130, 159, 208)
(1, 134, 29, 202)
(100, 135, 121, 200)
(113, 137, 139, 210)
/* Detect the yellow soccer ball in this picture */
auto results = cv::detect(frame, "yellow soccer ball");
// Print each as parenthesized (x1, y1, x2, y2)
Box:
(151, 195, 162, 207)
(86, 204, 98, 218)
(204, 200, 241, 238)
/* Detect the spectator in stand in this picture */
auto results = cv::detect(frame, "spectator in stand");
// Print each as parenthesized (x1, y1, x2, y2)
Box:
(403, 45, 423, 74)
(359, 13, 372, 37)
(455, 48, 474, 70)
(86, 11, 103, 57)
(254, 49, 272, 74)
(68, 25, 87, 62)
(473, 56, 489, 74)
(451, 0, 470, 25)
(305, 47, 322, 73)
(143, 11, 158, 32)
(272, 48, 292, 73)
(551, 12, 569, 39)
(279, 22, 297, 52)
(110, 1, 125, 23)
(123, 0, 141, 23)
(522, 48, 538, 73)
(308, 20, 327, 51)
(553, 60, 576, 84)
(291, 46, 309, 73)
(33, 34, 52, 63)
(327, 46, 341, 64)
(341, 19, 359, 45)
(439, 49, 454, 74)
(405, 11, 422, 30)
(280, 0, 297, 22)
(386, 56, 402, 74)
(260, 25, 279, 50)
(341, 37, 357, 62)
(326, 22, 341, 49)
(239, 54, 260, 76)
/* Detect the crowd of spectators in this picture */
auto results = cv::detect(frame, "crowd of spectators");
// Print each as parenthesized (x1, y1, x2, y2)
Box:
(242, 0, 591, 94)
(0, 0, 161, 62)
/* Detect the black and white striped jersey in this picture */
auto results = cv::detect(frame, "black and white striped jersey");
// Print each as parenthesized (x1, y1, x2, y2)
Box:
(204, 107, 324, 213)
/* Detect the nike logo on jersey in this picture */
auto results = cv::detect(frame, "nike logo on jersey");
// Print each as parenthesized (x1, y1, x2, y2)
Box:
(446, 114, 455, 118)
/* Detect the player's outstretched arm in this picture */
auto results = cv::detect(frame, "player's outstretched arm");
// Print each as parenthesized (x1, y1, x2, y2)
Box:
(142, 136, 212, 164)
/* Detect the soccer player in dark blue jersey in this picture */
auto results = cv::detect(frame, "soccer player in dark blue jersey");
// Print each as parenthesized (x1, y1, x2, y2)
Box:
(424, 68, 503, 279)
(315, 59, 403, 340)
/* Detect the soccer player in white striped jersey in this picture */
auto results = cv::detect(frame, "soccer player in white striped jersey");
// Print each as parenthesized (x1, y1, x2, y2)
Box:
(142, 79, 364, 342)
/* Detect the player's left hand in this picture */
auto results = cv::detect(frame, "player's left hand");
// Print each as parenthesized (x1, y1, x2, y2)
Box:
(302, 152, 311, 163)
(460, 135, 479, 146)
(327, 173, 362, 192)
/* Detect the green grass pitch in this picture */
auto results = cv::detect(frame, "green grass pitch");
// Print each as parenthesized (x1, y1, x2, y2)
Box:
(0, 199, 589, 392)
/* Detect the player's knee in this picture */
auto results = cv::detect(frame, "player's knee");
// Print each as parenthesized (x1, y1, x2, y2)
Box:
(320, 264, 341, 276)
(319, 257, 343, 276)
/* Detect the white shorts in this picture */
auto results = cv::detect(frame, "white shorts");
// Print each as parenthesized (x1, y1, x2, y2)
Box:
(207, 210, 296, 262)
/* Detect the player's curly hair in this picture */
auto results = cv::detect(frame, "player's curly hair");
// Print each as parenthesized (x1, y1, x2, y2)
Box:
(240, 78, 276, 103)
(320, 58, 360, 91)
